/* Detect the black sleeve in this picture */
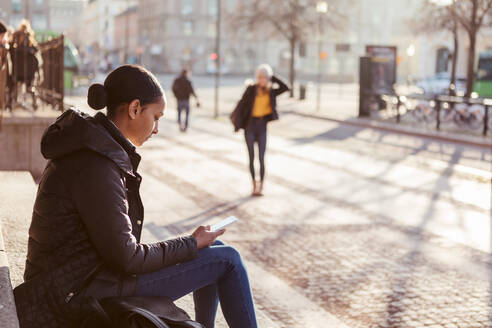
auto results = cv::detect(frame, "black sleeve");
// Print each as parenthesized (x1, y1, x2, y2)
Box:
(271, 75, 290, 97)
(71, 155, 198, 274)
(171, 79, 178, 98)
(230, 86, 253, 131)
(188, 80, 197, 98)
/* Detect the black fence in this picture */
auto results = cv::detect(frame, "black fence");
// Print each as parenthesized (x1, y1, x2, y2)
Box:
(37, 35, 64, 111)
(361, 91, 491, 137)
(7, 34, 64, 112)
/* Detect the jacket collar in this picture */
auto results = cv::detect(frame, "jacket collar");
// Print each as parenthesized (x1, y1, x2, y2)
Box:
(95, 112, 141, 174)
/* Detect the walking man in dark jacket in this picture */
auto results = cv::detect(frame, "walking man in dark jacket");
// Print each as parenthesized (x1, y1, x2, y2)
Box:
(172, 68, 200, 132)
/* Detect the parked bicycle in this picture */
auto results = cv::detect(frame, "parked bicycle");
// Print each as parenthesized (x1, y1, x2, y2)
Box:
(452, 104, 485, 130)
(411, 100, 435, 123)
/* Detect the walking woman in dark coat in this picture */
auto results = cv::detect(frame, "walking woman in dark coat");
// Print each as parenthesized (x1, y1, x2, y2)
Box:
(14, 65, 258, 328)
(231, 64, 290, 196)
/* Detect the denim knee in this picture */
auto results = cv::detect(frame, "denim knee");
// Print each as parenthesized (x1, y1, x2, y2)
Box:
(213, 239, 225, 246)
(220, 246, 244, 270)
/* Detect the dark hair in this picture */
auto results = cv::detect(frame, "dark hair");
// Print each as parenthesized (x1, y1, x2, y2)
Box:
(0, 21, 7, 34)
(87, 65, 163, 116)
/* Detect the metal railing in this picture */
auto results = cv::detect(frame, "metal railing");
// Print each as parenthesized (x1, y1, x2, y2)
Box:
(7, 34, 64, 112)
(37, 35, 64, 111)
(363, 90, 491, 136)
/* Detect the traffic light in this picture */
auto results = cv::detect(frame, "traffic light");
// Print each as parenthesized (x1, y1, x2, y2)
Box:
(210, 53, 218, 61)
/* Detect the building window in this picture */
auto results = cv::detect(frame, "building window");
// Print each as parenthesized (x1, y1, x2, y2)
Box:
(182, 0, 193, 15)
(336, 44, 351, 53)
(35, 0, 43, 6)
(227, 0, 238, 12)
(32, 14, 47, 30)
(208, 0, 218, 16)
(12, 0, 22, 12)
(436, 47, 450, 74)
(328, 57, 340, 74)
(183, 21, 194, 36)
(207, 22, 216, 37)
(10, 14, 23, 28)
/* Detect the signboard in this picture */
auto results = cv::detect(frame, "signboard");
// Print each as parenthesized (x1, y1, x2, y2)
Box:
(366, 45, 397, 94)
(336, 43, 351, 52)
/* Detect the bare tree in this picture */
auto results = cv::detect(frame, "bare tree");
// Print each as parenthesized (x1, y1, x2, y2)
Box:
(451, 0, 492, 97)
(231, 0, 346, 97)
(413, 1, 460, 95)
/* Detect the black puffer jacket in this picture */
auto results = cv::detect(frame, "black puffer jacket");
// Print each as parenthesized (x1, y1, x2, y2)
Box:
(13, 109, 198, 328)
(230, 75, 290, 132)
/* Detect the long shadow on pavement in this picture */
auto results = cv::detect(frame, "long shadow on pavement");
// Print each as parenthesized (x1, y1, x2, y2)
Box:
(381, 146, 463, 327)
(146, 196, 254, 239)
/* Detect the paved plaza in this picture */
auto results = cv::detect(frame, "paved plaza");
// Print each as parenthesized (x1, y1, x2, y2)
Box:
(1, 82, 490, 327)
(130, 101, 490, 327)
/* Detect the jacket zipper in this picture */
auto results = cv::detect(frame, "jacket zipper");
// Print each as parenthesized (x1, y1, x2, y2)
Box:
(65, 263, 103, 303)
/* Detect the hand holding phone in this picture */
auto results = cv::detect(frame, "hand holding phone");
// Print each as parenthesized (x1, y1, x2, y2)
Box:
(192, 216, 239, 249)
(192, 225, 224, 249)
(210, 216, 238, 232)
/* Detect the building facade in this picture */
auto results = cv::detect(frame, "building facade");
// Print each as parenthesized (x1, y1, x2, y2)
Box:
(137, 0, 306, 77)
(49, 0, 87, 34)
(0, 0, 50, 31)
(77, 0, 136, 73)
(135, 0, 426, 80)
(136, 0, 492, 83)
(1, 0, 492, 83)
(113, 6, 138, 64)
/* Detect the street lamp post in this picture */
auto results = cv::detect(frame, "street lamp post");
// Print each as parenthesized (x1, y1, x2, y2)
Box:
(406, 43, 415, 85)
(214, 0, 221, 119)
(316, 1, 328, 112)
(124, 0, 130, 64)
(124, 0, 130, 63)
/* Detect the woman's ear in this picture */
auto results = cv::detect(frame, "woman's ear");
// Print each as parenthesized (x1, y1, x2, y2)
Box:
(128, 99, 141, 119)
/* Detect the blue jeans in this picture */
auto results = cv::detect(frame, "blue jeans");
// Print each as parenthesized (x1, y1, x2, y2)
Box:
(177, 99, 190, 130)
(135, 240, 258, 328)
(245, 118, 267, 181)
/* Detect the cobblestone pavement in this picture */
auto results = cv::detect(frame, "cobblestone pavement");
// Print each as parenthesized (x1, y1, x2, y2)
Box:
(135, 105, 490, 328)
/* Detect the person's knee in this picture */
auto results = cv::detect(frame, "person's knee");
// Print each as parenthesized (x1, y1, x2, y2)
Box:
(199, 244, 243, 270)
(213, 239, 225, 246)
(220, 246, 243, 269)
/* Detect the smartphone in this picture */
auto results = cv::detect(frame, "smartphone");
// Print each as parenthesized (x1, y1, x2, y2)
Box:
(210, 216, 238, 232)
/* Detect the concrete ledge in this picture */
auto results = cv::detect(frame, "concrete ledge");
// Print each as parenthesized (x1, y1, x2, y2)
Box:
(0, 171, 36, 328)
(1, 113, 58, 125)
(0, 224, 20, 328)
(0, 111, 59, 179)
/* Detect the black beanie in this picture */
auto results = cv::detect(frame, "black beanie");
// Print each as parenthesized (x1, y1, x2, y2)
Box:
(87, 65, 163, 111)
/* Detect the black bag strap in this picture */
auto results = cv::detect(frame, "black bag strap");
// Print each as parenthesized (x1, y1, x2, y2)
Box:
(81, 296, 171, 328)
(80, 297, 113, 328)
(119, 306, 170, 328)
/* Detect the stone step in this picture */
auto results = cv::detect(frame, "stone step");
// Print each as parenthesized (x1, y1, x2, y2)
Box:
(0, 171, 36, 328)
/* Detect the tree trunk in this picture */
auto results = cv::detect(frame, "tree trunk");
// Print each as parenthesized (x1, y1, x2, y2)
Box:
(465, 0, 478, 98)
(289, 38, 296, 98)
(465, 32, 476, 98)
(449, 27, 458, 96)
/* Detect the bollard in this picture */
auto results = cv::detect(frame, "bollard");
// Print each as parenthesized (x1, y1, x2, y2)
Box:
(396, 96, 401, 124)
(484, 105, 489, 136)
(435, 98, 441, 131)
(299, 84, 306, 100)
